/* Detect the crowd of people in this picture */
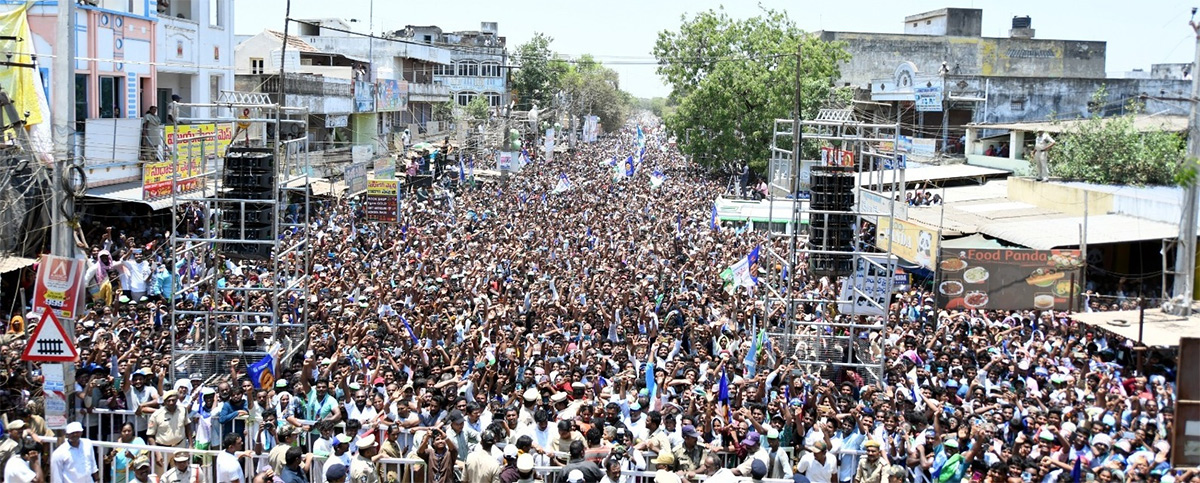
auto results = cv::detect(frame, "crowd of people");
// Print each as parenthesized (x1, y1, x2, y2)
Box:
(0, 121, 1188, 483)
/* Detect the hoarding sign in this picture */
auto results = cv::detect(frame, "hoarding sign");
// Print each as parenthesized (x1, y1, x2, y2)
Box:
(498, 151, 514, 171)
(376, 79, 409, 112)
(857, 188, 907, 222)
(344, 162, 369, 196)
(915, 85, 943, 112)
(145, 123, 233, 200)
(936, 248, 1084, 311)
(875, 218, 938, 270)
(353, 81, 376, 113)
(374, 156, 395, 180)
(364, 179, 400, 223)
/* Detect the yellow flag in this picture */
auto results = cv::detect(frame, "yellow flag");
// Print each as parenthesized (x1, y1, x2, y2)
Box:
(0, 3, 46, 130)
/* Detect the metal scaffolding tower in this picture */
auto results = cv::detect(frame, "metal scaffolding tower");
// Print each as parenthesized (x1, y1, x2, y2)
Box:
(167, 93, 311, 380)
(761, 108, 907, 385)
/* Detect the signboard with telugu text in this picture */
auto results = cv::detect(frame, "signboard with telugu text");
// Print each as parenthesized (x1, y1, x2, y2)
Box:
(145, 124, 233, 200)
(364, 179, 400, 223)
(344, 162, 369, 196)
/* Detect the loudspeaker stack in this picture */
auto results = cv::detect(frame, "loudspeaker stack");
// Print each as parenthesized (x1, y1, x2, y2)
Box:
(221, 147, 275, 260)
(808, 165, 855, 277)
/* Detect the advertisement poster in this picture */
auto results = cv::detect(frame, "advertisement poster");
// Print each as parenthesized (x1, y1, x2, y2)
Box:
(936, 248, 1084, 311)
(875, 218, 939, 270)
(145, 123, 233, 200)
(344, 162, 369, 196)
(376, 79, 409, 112)
(374, 156, 395, 180)
(820, 147, 854, 167)
(364, 179, 400, 223)
(354, 81, 376, 112)
(32, 255, 86, 320)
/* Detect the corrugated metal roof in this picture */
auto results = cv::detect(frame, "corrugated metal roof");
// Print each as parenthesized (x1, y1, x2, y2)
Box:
(1073, 307, 1200, 347)
(86, 181, 218, 210)
(969, 114, 1187, 134)
(0, 256, 36, 274)
(267, 30, 322, 53)
(855, 164, 1010, 188)
(979, 214, 1180, 249)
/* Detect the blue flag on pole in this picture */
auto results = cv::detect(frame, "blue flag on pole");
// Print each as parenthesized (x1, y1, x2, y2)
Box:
(247, 354, 275, 389)
(624, 156, 635, 177)
(1070, 454, 1082, 483)
(744, 325, 760, 377)
(710, 204, 719, 231)
(458, 156, 466, 180)
(718, 368, 730, 404)
(399, 314, 419, 344)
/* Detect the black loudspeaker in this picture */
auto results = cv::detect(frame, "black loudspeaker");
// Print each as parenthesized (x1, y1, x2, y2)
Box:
(809, 166, 855, 277)
(222, 148, 276, 260)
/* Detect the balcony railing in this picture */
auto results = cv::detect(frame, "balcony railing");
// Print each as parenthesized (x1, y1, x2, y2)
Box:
(245, 73, 353, 98)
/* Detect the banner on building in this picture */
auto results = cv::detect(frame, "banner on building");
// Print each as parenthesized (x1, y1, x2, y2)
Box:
(875, 218, 939, 270)
(145, 124, 232, 200)
(364, 179, 400, 223)
(344, 162, 369, 196)
(856, 188, 908, 222)
(915, 85, 943, 112)
(353, 81, 376, 113)
(936, 248, 1084, 311)
(374, 156, 395, 180)
(376, 79, 409, 112)
(325, 114, 349, 128)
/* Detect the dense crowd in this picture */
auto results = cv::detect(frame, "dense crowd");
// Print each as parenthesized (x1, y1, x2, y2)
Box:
(0, 122, 1187, 483)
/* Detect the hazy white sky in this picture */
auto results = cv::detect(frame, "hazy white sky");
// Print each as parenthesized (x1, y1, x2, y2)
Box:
(236, 0, 1198, 98)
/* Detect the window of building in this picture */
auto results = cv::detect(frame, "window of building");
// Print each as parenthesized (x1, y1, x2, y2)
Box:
(250, 58, 264, 75)
(1010, 99, 1026, 112)
(209, 0, 224, 27)
(481, 63, 501, 77)
(457, 92, 475, 106)
(210, 74, 223, 104)
(74, 74, 88, 128)
(457, 61, 480, 77)
(434, 63, 452, 76)
(486, 92, 502, 107)
(99, 76, 122, 118)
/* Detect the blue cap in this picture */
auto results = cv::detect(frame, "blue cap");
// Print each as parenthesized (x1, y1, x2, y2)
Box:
(325, 463, 348, 480)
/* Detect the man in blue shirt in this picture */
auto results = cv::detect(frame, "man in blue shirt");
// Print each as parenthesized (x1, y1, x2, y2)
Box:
(218, 380, 251, 438)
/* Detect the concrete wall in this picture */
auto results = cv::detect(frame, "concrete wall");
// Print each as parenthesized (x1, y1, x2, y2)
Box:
(1151, 63, 1191, 80)
(903, 8, 982, 37)
(1007, 177, 1114, 217)
(949, 76, 1190, 124)
(820, 31, 1106, 88)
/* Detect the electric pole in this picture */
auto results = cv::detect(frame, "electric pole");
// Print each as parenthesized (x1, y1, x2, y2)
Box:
(50, 0, 78, 429)
(1176, 13, 1200, 315)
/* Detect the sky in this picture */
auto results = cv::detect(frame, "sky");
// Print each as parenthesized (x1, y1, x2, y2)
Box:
(236, 0, 1198, 98)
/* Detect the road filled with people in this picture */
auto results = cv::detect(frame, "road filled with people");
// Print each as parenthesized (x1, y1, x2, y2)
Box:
(0, 121, 1186, 483)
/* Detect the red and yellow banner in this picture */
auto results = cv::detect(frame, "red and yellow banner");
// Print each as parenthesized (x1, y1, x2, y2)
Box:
(143, 124, 233, 200)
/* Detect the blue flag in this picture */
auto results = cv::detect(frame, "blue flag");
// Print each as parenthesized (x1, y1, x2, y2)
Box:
(645, 361, 656, 398)
(624, 156, 635, 177)
(458, 156, 466, 180)
(744, 324, 760, 377)
(399, 314, 419, 344)
(1070, 455, 1082, 483)
(636, 124, 645, 149)
(710, 204, 719, 231)
(247, 354, 275, 390)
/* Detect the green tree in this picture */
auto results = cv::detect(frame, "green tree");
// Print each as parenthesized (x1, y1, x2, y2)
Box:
(1049, 88, 1186, 186)
(511, 33, 569, 111)
(653, 6, 850, 173)
(561, 54, 634, 133)
(463, 96, 491, 120)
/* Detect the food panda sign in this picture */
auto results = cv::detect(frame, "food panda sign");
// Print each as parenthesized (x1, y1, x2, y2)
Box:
(936, 248, 1084, 311)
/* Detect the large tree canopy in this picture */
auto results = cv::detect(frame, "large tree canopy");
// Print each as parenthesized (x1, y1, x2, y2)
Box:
(511, 33, 568, 111)
(653, 6, 850, 173)
(1049, 88, 1186, 186)
(560, 54, 634, 134)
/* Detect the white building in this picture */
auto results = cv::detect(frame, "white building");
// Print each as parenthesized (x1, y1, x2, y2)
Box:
(154, 0, 236, 119)
(394, 22, 508, 109)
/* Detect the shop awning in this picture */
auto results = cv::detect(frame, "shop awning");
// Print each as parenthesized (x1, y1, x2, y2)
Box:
(0, 256, 36, 274)
(85, 181, 217, 211)
(1072, 307, 1200, 347)
(979, 214, 1180, 249)
(940, 234, 1010, 250)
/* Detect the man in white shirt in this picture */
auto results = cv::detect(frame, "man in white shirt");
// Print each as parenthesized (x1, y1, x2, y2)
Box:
(3, 443, 42, 483)
(765, 428, 794, 480)
(216, 432, 249, 483)
(50, 422, 98, 483)
(797, 440, 839, 483)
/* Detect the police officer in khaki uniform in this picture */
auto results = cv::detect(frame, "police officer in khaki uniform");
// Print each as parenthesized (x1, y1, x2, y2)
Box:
(351, 434, 381, 483)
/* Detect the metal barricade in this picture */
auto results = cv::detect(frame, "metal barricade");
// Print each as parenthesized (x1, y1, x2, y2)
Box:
(85, 439, 250, 483)
(88, 408, 138, 442)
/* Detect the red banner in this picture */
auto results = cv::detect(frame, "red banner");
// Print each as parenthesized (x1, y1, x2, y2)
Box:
(32, 255, 87, 320)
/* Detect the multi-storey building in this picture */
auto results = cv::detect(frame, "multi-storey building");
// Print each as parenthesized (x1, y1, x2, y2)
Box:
(393, 22, 508, 109)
